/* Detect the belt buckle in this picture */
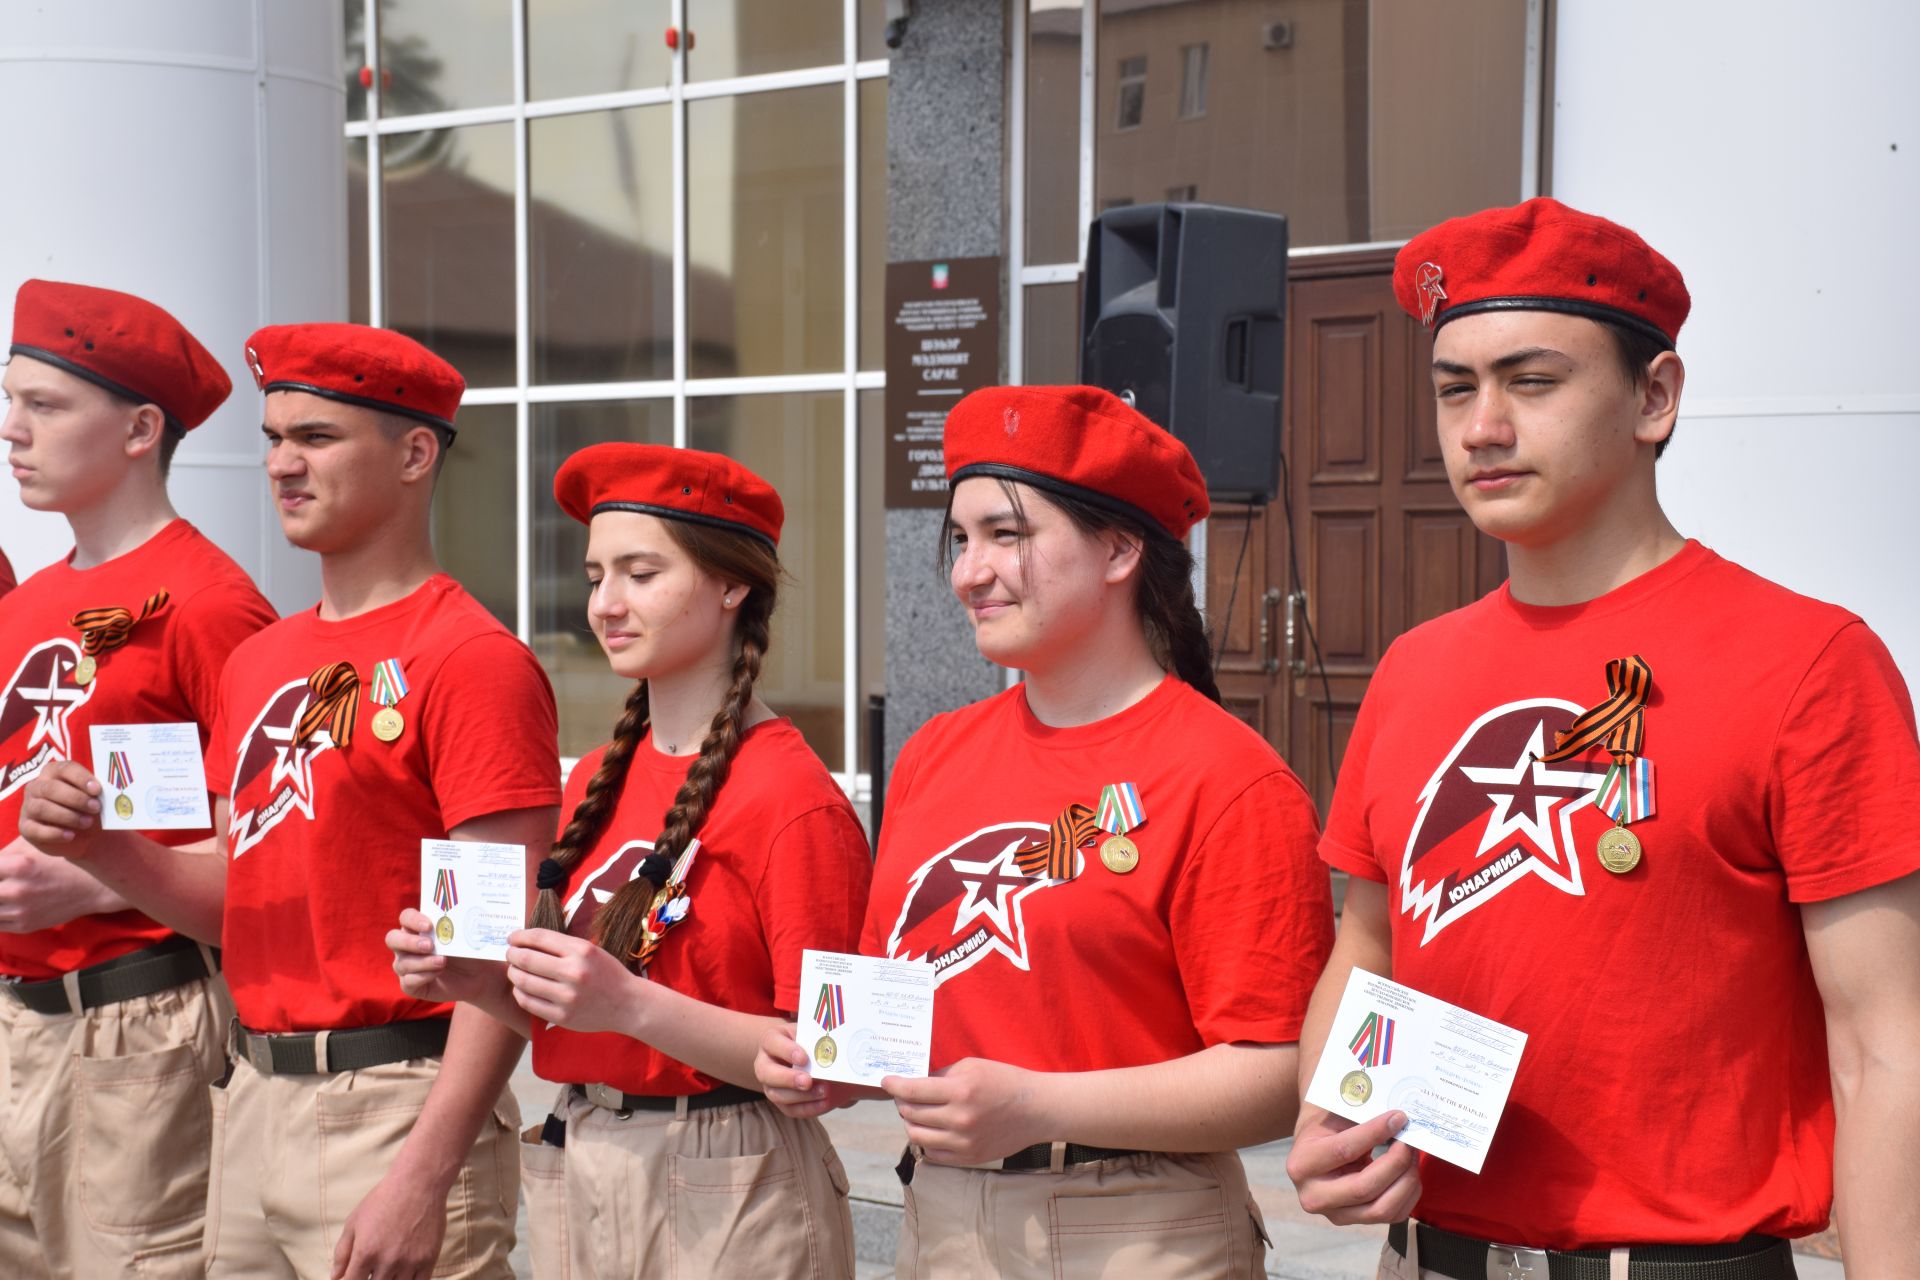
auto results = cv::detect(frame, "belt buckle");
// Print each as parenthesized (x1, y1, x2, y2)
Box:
(1487, 1244, 1548, 1280)
(583, 1082, 626, 1112)
(245, 1033, 276, 1076)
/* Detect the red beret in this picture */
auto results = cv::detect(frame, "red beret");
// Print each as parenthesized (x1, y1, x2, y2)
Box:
(1394, 198, 1690, 348)
(943, 385, 1210, 539)
(244, 323, 464, 435)
(554, 442, 783, 550)
(9, 279, 231, 430)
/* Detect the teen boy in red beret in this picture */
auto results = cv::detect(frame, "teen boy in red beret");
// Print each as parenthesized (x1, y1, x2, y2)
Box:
(0, 279, 276, 1277)
(1287, 199, 1920, 1277)
(22, 323, 562, 1279)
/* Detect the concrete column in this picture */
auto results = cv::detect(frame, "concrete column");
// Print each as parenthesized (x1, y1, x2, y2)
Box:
(880, 0, 1011, 782)
(0, 0, 343, 613)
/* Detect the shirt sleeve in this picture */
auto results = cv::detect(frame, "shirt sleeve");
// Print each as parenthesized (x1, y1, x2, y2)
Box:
(168, 581, 278, 739)
(420, 632, 563, 831)
(758, 802, 874, 1011)
(1171, 769, 1336, 1047)
(1769, 621, 1920, 902)
(205, 645, 241, 800)
(1319, 642, 1396, 883)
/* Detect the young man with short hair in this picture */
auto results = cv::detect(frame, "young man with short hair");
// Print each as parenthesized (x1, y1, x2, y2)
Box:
(23, 322, 562, 1280)
(0, 278, 276, 1278)
(1287, 200, 1920, 1277)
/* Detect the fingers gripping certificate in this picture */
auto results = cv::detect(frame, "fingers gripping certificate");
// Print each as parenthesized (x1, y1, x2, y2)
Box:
(89, 723, 213, 830)
(1304, 968, 1528, 1174)
(420, 839, 527, 962)
(797, 950, 936, 1087)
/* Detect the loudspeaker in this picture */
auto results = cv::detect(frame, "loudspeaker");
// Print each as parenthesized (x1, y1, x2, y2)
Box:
(1080, 202, 1287, 503)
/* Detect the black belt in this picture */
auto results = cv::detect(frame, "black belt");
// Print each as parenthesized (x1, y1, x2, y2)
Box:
(896, 1142, 1149, 1184)
(2, 936, 214, 1015)
(572, 1081, 761, 1114)
(1388, 1221, 1797, 1280)
(235, 1016, 450, 1075)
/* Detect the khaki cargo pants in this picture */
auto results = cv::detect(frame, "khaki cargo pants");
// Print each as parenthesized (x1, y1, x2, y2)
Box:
(0, 973, 228, 1280)
(897, 1148, 1269, 1280)
(205, 1053, 520, 1279)
(519, 1085, 855, 1279)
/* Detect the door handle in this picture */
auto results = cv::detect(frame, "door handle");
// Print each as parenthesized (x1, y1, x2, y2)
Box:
(1283, 589, 1307, 676)
(1260, 587, 1283, 674)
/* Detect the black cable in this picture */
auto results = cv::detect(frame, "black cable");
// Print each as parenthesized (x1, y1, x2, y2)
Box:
(1275, 446, 1338, 789)
(1210, 502, 1257, 675)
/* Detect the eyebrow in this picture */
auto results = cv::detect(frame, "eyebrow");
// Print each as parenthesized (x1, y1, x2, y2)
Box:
(1433, 346, 1575, 376)
(261, 419, 344, 434)
(588, 549, 670, 570)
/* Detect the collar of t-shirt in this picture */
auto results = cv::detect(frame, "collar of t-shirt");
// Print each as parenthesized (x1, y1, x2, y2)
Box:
(1494, 539, 1713, 631)
(1009, 672, 1184, 750)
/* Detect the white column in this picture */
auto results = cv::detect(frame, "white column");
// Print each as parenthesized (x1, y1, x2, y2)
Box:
(0, 0, 344, 612)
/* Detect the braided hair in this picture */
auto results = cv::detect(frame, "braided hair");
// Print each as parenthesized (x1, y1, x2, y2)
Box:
(941, 478, 1222, 705)
(529, 519, 781, 968)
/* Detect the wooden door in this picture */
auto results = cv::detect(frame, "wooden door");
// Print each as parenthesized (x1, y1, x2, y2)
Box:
(1206, 249, 1505, 817)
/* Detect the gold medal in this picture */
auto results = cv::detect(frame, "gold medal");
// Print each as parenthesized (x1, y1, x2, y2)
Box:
(1339, 1069, 1373, 1106)
(814, 1035, 838, 1067)
(113, 794, 133, 820)
(435, 915, 455, 943)
(371, 707, 405, 742)
(74, 655, 97, 685)
(1099, 835, 1139, 874)
(1596, 825, 1642, 874)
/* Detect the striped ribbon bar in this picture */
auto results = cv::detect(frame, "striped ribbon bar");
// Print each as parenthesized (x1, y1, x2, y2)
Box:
(1597, 757, 1656, 824)
(1095, 782, 1145, 835)
(70, 590, 171, 656)
(370, 658, 409, 707)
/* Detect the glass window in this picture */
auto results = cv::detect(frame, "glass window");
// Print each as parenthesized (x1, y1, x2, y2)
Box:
(1094, 0, 1528, 247)
(530, 400, 674, 759)
(1178, 43, 1207, 119)
(1115, 54, 1146, 130)
(528, 0, 671, 101)
(348, 138, 370, 325)
(858, 77, 888, 371)
(1025, 0, 1083, 266)
(434, 404, 517, 630)
(383, 122, 516, 389)
(530, 107, 674, 384)
(377, 0, 513, 116)
(687, 86, 845, 379)
(689, 394, 845, 771)
(345, 0, 369, 122)
(685, 0, 841, 83)
(857, 0, 892, 62)
(1023, 283, 1081, 385)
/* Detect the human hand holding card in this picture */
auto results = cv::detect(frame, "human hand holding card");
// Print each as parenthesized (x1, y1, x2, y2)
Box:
(1304, 968, 1527, 1174)
(89, 723, 212, 831)
(419, 839, 526, 961)
(797, 949, 935, 1087)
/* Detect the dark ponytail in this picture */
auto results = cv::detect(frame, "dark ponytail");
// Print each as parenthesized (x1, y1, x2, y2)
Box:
(530, 521, 782, 968)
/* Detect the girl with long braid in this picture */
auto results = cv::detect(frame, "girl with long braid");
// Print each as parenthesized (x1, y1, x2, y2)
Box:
(757, 386, 1336, 1279)
(389, 443, 869, 1279)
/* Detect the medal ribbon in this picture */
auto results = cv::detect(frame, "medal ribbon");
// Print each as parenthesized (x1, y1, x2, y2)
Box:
(370, 658, 410, 708)
(1349, 1012, 1396, 1067)
(1095, 782, 1145, 835)
(814, 983, 846, 1032)
(1013, 802, 1100, 880)
(297, 661, 361, 748)
(1536, 655, 1653, 767)
(70, 590, 171, 656)
(107, 751, 134, 790)
(632, 838, 703, 970)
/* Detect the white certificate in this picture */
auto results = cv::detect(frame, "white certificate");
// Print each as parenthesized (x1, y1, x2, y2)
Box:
(796, 949, 936, 1087)
(419, 839, 526, 961)
(89, 723, 213, 831)
(1304, 968, 1527, 1174)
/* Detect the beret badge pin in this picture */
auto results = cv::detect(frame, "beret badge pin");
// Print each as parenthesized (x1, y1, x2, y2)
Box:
(1415, 262, 1448, 327)
(1003, 407, 1019, 438)
(245, 346, 266, 389)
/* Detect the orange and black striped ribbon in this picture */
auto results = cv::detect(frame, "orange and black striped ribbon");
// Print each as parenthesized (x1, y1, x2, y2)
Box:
(1537, 654, 1652, 765)
(1013, 802, 1100, 880)
(296, 661, 361, 749)
(70, 590, 171, 656)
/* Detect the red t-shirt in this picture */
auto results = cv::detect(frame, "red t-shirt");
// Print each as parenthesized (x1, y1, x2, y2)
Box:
(0, 520, 275, 978)
(861, 676, 1334, 1075)
(0, 550, 15, 598)
(531, 719, 871, 1095)
(208, 574, 561, 1033)
(1322, 541, 1920, 1249)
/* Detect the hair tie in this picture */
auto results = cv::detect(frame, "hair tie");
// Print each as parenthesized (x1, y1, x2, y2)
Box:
(638, 852, 675, 887)
(534, 858, 569, 891)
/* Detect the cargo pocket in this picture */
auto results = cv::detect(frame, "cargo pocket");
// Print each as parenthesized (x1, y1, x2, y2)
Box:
(75, 1041, 211, 1235)
(669, 1144, 813, 1280)
(130, 1238, 204, 1280)
(201, 1081, 231, 1265)
(520, 1121, 569, 1280)
(1047, 1185, 1234, 1280)
(313, 1079, 443, 1271)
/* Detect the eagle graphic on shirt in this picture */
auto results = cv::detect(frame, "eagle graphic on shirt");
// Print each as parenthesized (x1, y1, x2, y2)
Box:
(562, 838, 654, 936)
(227, 678, 338, 859)
(1399, 698, 1610, 946)
(0, 639, 95, 799)
(884, 820, 1064, 987)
